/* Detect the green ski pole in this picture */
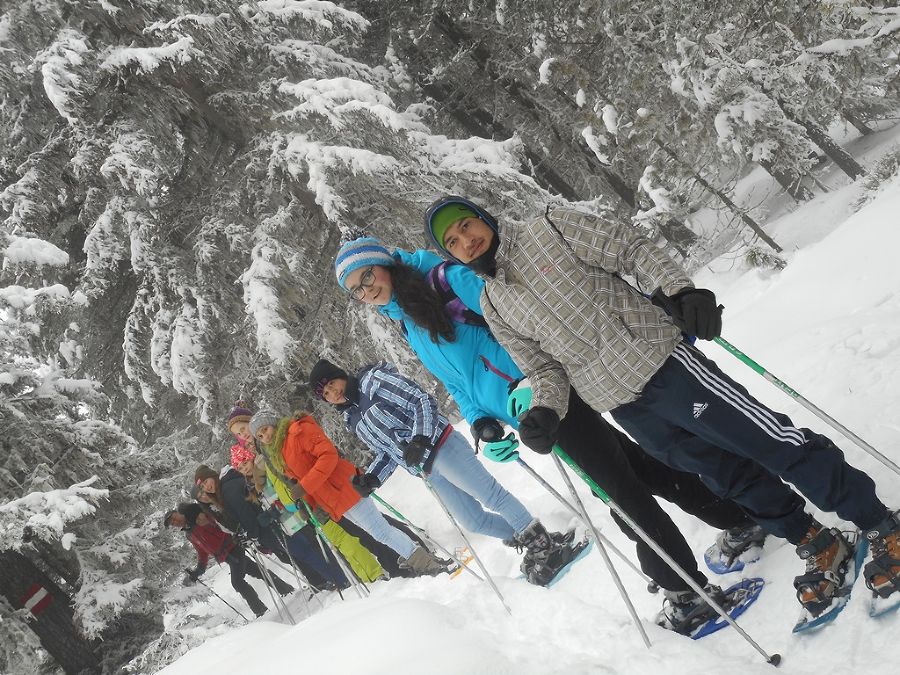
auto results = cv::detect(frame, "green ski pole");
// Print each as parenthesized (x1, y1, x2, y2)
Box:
(714, 336, 900, 477)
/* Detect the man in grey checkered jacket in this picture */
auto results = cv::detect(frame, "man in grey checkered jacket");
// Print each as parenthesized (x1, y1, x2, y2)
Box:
(423, 195, 900, 624)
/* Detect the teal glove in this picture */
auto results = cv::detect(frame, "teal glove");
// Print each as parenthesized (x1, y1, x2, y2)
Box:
(482, 433, 521, 463)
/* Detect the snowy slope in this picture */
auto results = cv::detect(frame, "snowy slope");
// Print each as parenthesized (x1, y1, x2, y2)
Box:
(157, 138, 900, 675)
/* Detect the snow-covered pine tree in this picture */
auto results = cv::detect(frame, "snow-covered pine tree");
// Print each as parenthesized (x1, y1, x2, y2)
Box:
(2, 3, 548, 667)
(0, 224, 141, 670)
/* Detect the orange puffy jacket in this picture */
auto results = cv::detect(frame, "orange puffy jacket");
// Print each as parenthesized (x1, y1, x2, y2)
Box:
(280, 415, 361, 520)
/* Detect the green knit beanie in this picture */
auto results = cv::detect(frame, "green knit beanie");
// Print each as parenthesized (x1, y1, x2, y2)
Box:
(428, 204, 477, 248)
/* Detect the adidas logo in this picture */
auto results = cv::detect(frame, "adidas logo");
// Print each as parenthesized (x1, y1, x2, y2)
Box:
(692, 402, 708, 419)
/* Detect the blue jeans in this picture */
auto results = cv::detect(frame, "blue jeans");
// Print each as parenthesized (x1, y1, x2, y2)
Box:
(429, 430, 533, 540)
(344, 497, 417, 559)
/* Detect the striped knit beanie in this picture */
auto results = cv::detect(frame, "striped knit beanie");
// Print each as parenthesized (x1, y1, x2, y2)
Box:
(334, 237, 394, 289)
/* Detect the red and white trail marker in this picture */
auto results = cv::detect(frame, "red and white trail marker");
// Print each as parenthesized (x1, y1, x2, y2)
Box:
(19, 583, 53, 616)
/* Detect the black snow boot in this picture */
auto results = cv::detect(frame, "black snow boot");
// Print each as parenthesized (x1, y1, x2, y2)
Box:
(503, 525, 575, 550)
(271, 575, 295, 597)
(657, 584, 727, 635)
(246, 594, 268, 618)
(515, 520, 586, 587)
(711, 523, 767, 568)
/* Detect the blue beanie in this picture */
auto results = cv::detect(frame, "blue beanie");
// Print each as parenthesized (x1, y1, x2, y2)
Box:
(335, 237, 395, 289)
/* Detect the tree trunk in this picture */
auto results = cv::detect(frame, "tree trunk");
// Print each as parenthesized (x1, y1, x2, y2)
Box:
(655, 140, 783, 253)
(757, 157, 815, 202)
(0, 550, 100, 674)
(842, 109, 874, 136)
(756, 83, 867, 180)
(796, 116, 867, 179)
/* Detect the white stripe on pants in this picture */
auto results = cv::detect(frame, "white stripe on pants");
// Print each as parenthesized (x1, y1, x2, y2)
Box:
(343, 497, 417, 560)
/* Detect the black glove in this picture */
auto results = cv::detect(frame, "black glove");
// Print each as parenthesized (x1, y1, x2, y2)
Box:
(256, 506, 279, 528)
(518, 407, 560, 454)
(351, 473, 382, 498)
(472, 417, 504, 442)
(652, 287, 722, 340)
(183, 568, 201, 585)
(402, 434, 433, 466)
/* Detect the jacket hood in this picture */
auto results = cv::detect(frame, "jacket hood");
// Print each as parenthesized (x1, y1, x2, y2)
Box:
(219, 467, 244, 485)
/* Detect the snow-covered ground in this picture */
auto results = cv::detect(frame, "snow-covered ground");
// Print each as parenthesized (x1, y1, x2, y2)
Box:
(156, 126, 900, 675)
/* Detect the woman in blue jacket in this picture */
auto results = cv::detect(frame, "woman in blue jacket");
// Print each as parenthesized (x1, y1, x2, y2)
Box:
(334, 237, 764, 633)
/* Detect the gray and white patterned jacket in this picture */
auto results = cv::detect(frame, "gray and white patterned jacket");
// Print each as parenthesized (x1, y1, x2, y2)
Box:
(480, 207, 693, 418)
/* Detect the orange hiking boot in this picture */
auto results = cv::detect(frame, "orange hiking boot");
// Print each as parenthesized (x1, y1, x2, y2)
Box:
(793, 522, 852, 617)
(863, 511, 900, 599)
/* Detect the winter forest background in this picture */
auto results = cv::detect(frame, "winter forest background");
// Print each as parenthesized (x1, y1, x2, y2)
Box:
(0, 0, 897, 672)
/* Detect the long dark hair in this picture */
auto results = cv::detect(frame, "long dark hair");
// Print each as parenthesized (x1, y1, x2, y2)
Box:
(390, 263, 455, 343)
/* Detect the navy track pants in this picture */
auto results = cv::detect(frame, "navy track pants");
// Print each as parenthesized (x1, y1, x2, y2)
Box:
(612, 342, 888, 544)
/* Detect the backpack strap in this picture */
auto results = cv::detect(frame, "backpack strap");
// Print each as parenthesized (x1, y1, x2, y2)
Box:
(425, 262, 490, 329)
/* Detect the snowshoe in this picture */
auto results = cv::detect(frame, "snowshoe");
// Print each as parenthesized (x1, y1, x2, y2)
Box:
(449, 546, 475, 579)
(691, 578, 765, 639)
(863, 511, 900, 617)
(793, 528, 867, 633)
(656, 580, 763, 638)
(704, 523, 767, 574)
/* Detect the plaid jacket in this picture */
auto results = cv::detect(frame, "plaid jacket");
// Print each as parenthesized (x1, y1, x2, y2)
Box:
(342, 363, 450, 484)
(480, 207, 692, 418)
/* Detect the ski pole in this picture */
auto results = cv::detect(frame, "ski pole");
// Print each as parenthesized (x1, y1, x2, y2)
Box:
(551, 453, 651, 648)
(554, 445, 781, 666)
(370, 492, 485, 583)
(298, 499, 369, 599)
(193, 576, 249, 622)
(269, 523, 318, 617)
(248, 541, 296, 625)
(514, 455, 658, 592)
(267, 517, 312, 590)
(247, 544, 294, 625)
(415, 468, 513, 615)
(714, 336, 900, 478)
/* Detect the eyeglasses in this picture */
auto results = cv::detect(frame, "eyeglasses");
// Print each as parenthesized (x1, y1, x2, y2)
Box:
(347, 267, 376, 302)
